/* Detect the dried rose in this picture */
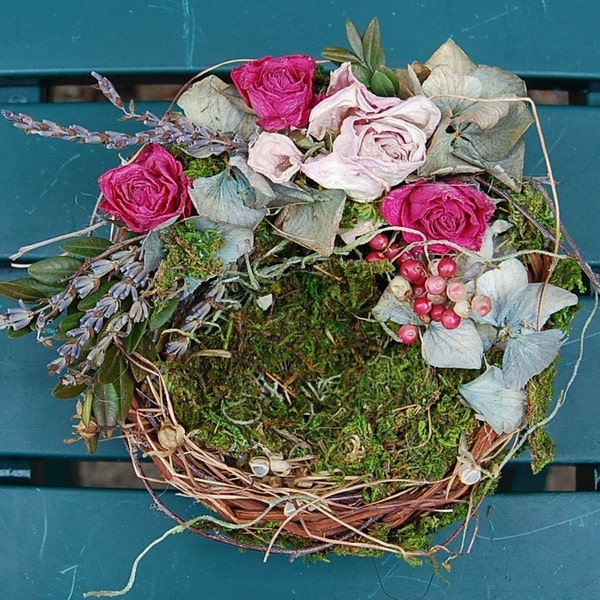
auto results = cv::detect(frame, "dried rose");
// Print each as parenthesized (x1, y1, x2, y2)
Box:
(231, 54, 319, 131)
(98, 144, 193, 233)
(381, 180, 495, 253)
(247, 131, 303, 183)
(301, 63, 440, 201)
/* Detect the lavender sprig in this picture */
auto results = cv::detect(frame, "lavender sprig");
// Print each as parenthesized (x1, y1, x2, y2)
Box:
(1, 72, 247, 155)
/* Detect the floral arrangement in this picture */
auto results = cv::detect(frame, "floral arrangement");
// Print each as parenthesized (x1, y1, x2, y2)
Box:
(0, 19, 592, 562)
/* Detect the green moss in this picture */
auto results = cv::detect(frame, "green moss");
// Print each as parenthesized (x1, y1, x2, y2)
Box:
(152, 222, 224, 308)
(164, 253, 479, 495)
(167, 145, 227, 179)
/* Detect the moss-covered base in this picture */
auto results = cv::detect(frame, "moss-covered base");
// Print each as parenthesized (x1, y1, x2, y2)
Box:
(164, 255, 479, 488)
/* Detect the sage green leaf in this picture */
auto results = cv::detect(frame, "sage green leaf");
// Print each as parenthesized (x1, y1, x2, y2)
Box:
(28, 256, 82, 286)
(149, 297, 178, 330)
(322, 46, 360, 65)
(59, 236, 112, 259)
(420, 39, 533, 189)
(115, 367, 135, 421)
(177, 75, 257, 153)
(130, 333, 158, 383)
(0, 279, 46, 302)
(345, 20, 365, 60)
(350, 63, 373, 87)
(189, 169, 266, 230)
(7, 326, 33, 338)
(371, 69, 397, 97)
(52, 380, 87, 399)
(273, 188, 345, 256)
(362, 18, 385, 69)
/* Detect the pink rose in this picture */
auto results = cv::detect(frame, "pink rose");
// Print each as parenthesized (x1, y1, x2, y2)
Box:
(248, 131, 303, 183)
(381, 180, 496, 253)
(98, 144, 193, 233)
(231, 55, 319, 131)
(300, 63, 440, 201)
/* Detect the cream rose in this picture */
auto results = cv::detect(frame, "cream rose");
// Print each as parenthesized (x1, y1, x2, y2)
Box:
(247, 131, 303, 183)
(301, 63, 441, 201)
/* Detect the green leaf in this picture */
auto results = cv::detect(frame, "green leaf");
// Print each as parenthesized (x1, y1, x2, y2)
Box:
(0, 279, 46, 302)
(362, 18, 385, 69)
(84, 434, 99, 454)
(149, 297, 178, 330)
(371, 69, 397, 97)
(92, 382, 120, 429)
(114, 367, 135, 421)
(28, 256, 83, 286)
(130, 333, 158, 383)
(123, 318, 149, 354)
(77, 281, 113, 310)
(273, 187, 346, 256)
(58, 312, 84, 333)
(52, 380, 88, 399)
(345, 20, 365, 60)
(98, 345, 126, 385)
(7, 326, 33, 338)
(350, 63, 373, 87)
(59, 236, 112, 259)
(321, 46, 360, 65)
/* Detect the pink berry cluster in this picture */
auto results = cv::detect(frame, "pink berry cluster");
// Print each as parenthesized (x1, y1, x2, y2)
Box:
(365, 232, 492, 345)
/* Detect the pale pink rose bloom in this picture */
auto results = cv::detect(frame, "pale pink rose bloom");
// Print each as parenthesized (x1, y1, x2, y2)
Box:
(247, 131, 303, 183)
(301, 63, 441, 201)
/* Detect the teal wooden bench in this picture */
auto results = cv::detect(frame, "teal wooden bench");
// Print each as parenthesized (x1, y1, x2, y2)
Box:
(1, 2, 599, 598)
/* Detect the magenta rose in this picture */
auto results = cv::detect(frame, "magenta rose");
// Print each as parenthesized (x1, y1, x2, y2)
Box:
(381, 181, 496, 253)
(231, 54, 318, 131)
(98, 144, 193, 233)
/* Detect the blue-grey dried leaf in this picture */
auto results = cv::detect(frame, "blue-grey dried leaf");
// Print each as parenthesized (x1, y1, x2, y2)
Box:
(273, 188, 345, 256)
(422, 320, 483, 369)
(177, 75, 257, 147)
(459, 365, 526, 434)
(190, 170, 266, 230)
(372, 283, 417, 325)
(500, 282, 578, 331)
(502, 329, 566, 390)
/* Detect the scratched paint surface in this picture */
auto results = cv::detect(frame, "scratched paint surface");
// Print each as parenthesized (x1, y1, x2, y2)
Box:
(0, 1, 599, 77)
(1, 488, 599, 599)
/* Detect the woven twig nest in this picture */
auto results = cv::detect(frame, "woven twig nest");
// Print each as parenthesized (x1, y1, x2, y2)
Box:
(1, 19, 595, 563)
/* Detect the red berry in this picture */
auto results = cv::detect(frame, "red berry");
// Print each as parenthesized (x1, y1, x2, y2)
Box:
(400, 259, 427, 284)
(398, 324, 420, 345)
(430, 304, 446, 322)
(413, 297, 432, 315)
(440, 308, 462, 330)
(425, 275, 446, 296)
(446, 280, 468, 302)
(368, 233, 389, 251)
(412, 284, 427, 298)
(438, 256, 458, 278)
(365, 251, 385, 262)
(383, 242, 402, 261)
(471, 294, 493, 317)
